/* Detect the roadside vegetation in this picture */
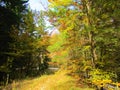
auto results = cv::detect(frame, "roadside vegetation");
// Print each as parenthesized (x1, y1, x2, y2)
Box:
(3, 70, 94, 90)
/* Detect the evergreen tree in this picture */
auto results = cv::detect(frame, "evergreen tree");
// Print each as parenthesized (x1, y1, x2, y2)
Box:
(0, 0, 28, 85)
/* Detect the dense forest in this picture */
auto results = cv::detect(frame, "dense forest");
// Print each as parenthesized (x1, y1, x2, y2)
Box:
(0, 0, 50, 85)
(0, 0, 120, 89)
(47, 0, 120, 88)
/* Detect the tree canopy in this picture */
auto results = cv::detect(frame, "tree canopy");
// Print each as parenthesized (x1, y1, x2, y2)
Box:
(0, 0, 50, 85)
(47, 0, 120, 85)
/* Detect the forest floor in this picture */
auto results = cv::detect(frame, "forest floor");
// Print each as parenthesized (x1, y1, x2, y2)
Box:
(3, 70, 94, 90)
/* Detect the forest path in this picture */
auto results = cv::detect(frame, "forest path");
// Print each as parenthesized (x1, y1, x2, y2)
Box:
(4, 70, 94, 90)
(18, 70, 79, 90)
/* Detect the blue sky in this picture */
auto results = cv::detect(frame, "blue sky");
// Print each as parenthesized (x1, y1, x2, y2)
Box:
(28, 0, 49, 11)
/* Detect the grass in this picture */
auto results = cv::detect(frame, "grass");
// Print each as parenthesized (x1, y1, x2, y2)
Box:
(4, 70, 94, 90)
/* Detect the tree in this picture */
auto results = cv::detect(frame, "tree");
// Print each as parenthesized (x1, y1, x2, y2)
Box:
(10, 10, 50, 79)
(47, 0, 120, 83)
(0, 0, 50, 85)
(0, 0, 28, 85)
(48, 31, 68, 66)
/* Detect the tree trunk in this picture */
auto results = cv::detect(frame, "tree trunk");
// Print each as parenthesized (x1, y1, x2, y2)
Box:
(85, 0, 97, 68)
(89, 31, 97, 68)
(6, 73, 9, 85)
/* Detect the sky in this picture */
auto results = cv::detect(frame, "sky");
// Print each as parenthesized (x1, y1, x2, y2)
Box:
(28, 0, 50, 26)
(28, 0, 59, 35)
(28, 0, 49, 11)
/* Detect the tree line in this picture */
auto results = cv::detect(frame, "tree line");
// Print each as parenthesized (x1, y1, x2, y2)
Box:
(47, 0, 120, 85)
(0, 0, 50, 85)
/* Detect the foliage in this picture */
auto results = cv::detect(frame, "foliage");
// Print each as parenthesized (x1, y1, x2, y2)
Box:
(0, 1, 50, 85)
(89, 69, 115, 82)
(47, 0, 120, 86)
(48, 31, 68, 65)
(0, 0, 29, 85)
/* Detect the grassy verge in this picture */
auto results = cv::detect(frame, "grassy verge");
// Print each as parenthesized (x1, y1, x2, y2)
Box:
(3, 70, 94, 90)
